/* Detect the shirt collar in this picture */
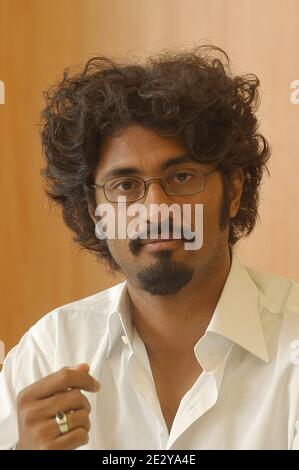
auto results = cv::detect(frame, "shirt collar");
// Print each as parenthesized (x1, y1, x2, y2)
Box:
(195, 246, 270, 370)
(103, 246, 269, 365)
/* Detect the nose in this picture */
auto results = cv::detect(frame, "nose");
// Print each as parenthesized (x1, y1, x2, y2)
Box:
(143, 180, 171, 206)
(141, 181, 175, 231)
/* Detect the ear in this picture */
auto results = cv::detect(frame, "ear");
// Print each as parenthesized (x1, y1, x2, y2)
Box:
(85, 192, 97, 225)
(87, 202, 97, 225)
(228, 169, 244, 218)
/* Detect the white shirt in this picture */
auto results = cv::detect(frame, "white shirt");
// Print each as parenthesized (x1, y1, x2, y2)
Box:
(1, 248, 299, 450)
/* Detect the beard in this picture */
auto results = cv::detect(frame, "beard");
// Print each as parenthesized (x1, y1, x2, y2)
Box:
(136, 250, 193, 296)
(126, 219, 194, 296)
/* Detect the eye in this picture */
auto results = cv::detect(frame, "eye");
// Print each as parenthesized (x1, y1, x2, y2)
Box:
(113, 179, 138, 192)
(172, 172, 193, 183)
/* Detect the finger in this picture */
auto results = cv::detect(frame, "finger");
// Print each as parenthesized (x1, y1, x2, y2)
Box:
(45, 409, 90, 441)
(28, 367, 100, 400)
(37, 388, 92, 419)
(71, 364, 90, 373)
(54, 409, 90, 436)
(47, 427, 89, 450)
(33, 409, 90, 444)
(62, 409, 90, 433)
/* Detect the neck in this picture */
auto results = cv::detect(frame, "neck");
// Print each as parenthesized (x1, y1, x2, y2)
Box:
(126, 245, 232, 357)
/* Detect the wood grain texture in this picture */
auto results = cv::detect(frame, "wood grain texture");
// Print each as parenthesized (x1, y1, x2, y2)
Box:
(0, 0, 298, 359)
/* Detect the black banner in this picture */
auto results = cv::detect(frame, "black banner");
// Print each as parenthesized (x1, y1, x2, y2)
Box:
(0, 450, 298, 466)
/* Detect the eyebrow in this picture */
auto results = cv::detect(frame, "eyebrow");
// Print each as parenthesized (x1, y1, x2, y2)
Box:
(99, 155, 195, 181)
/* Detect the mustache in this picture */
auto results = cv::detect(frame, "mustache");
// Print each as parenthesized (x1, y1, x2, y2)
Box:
(128, 221, 196, 251)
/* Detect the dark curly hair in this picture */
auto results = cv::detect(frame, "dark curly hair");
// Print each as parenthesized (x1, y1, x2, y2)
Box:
(40, 45, 271, 271)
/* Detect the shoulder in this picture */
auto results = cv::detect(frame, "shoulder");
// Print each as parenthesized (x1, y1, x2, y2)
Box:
(245, 264, 299, 363)
(28, 281, 126, 365)
(35, 280, 125, 324)
(245, 265, 299, 316)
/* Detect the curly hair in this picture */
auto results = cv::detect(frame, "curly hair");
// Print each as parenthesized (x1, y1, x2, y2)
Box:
(40, 45, 271, 270)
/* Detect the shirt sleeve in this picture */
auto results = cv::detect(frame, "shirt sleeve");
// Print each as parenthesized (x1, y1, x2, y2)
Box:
(0, 326, 53, 449)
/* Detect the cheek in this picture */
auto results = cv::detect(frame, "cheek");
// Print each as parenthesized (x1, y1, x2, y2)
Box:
(107, 236, 123, 252)
(199, 193, 225, 236)
(106, 237, 130, 264)
(194, 189, 219, 214)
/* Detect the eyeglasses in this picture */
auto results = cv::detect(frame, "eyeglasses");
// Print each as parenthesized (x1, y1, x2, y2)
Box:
(87, 167, 218, 203)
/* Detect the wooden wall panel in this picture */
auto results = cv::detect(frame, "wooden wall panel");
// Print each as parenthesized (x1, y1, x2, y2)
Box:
(0, 0, 298, 361)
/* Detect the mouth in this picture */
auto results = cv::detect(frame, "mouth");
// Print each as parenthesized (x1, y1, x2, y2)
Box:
(138, 238, 183, 251)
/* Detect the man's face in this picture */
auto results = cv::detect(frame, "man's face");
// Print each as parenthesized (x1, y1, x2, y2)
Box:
(91, 124, 242, 296)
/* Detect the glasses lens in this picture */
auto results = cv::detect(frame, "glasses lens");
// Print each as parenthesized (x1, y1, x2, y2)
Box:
(104, 177, 144, 202)
(164, 169, 205, 195)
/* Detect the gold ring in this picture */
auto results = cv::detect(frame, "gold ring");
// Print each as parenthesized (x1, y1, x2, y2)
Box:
(55, 411, 70, 435)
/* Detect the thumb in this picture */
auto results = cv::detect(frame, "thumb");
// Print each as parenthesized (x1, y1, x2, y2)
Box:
(72, 363, 90, 373)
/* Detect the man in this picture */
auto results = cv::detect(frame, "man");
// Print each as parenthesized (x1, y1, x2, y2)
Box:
(0, 45, 298, 450)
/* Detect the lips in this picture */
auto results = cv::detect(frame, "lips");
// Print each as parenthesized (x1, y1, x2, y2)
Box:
(139, 238, 183, 253)
(138, 237, 182, 245)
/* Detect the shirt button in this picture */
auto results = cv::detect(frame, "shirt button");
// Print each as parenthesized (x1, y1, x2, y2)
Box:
(121, 335, 129, 344)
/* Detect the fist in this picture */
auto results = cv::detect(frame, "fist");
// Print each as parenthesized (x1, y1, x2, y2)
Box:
(16, 363, 100, 450)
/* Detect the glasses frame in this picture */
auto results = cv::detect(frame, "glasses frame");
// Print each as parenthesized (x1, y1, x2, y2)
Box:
(87, 168, 219, 203)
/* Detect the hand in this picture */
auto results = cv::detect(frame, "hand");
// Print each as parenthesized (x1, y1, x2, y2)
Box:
(15, 363, 100, 450)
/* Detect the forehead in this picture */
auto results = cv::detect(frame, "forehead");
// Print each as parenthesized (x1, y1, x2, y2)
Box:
(96, 124, 186, 173)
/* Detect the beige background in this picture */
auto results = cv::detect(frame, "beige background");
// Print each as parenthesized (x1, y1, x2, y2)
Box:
(0, 0, 298, 360)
